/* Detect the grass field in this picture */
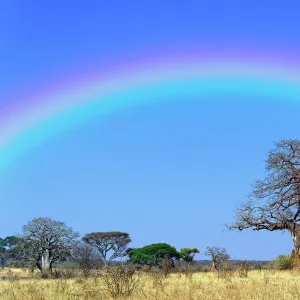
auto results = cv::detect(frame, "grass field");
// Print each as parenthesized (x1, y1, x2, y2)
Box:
(1, 268, 300, 300)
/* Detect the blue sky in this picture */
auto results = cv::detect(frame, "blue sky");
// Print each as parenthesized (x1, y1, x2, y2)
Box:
(0, 0, 300, 260)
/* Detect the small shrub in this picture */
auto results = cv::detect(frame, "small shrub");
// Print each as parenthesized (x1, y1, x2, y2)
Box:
(148, 268, 167, 299)
(58, 261, 79, 270)
(182, 264, 193, 279)
(218, 263, 234, 281)
(273, 255, 293, 270)
(237, 261, 251, 278)
(102, 265, 140, 298)
(53, 262, 80, 278)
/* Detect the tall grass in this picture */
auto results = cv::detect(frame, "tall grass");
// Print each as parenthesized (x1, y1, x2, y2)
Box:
(0, 268, 300, 299)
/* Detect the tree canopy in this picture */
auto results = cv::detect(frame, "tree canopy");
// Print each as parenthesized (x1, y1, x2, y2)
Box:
(21, 217, 79, 276)
(205, 246, 230, 271)
(128, 243, 180, 266)
(0, 236, 20, 268)
(180, 248, 200, 263)
(228, 139, 300, 255)
(82, 232, 131, 266)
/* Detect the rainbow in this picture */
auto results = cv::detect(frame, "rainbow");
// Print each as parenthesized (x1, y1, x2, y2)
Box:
(1, 51, 300, 171)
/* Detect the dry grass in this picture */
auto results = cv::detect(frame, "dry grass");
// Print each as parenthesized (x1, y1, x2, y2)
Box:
(1, 268, 300, 300)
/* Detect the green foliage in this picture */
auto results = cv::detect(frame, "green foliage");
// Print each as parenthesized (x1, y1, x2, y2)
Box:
(179, 248, 199, 263)
(273, 255, 293, 270)
(0, 236, 20, 253)
(0, 236, 21, 268)
(128, 243, 180, 266)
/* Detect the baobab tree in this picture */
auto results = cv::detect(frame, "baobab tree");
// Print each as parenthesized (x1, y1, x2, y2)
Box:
(205, 247, 230, 271)
(21, 217, 79, 276)
(228, 139, 300, 256)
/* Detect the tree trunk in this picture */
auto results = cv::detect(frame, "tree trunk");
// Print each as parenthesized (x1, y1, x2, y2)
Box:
(211, 261, 217, 272)
(103, 253, 107, 268)
(291, 224, 300, 257)
(41, 249, 52, 277)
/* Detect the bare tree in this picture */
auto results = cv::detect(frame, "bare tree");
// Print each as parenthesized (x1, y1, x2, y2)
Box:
(82, 232, 131, 267)
(21, 217, 79, 277)
(205, 247, 230, 271)
(228, 139, 300, 256)
(72, 243, 101, 278)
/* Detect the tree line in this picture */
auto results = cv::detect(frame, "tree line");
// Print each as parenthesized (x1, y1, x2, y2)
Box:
(0, 219, 206, 277)
(1, 139, 299, 276)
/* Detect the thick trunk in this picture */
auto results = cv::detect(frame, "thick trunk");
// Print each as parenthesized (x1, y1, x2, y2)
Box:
(103, 253, 107, 268)
(211, 261, 217, 272)
(291, 224, 300, 257)
(41, 249, 52, 277)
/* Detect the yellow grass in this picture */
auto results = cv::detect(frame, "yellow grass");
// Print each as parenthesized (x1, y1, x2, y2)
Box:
(1, 268, 300, 300)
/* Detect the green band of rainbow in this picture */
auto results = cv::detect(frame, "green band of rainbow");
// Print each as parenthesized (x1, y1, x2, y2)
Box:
(1, 59, 300, 171)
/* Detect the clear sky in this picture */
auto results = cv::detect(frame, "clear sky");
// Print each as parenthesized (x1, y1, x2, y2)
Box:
(0, 0, 300, 260)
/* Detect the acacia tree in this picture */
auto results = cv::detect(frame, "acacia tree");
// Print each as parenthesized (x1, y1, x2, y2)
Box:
(180, 248, 200, 264)
(205, 247, 230, 271)
(128, 243, 180, 267)
(21, 217, 79, 276)
(228, 140, 300, 256)
(82, 232, 131, 267)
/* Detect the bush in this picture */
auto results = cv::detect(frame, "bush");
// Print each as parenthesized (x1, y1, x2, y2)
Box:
(236, 261, 251, 278)
(102, 265, 140, 298)
(273, 255, 292, 270)
(217, 263, 234, 281)
(72, 243, 102, 278)
(58, 261, 79, 270)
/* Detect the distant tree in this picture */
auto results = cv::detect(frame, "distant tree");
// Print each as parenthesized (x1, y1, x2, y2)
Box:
(0, 238, 5, 269)
(205, 247, 230, 271)
(227, 140, 300, 256)
(72, 243, 101, 278)
(180, 248, 200, 264)
(0, 236, 20, 268)
(128, 243, 180, 267)
(20, 217, 79, 277)
(273, 254, 293, 270)
(82, 232, 131, 267)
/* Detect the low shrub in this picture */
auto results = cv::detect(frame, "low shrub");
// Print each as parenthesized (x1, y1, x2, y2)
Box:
(273, 255, 292, 270)
(102, 265, 140, 298)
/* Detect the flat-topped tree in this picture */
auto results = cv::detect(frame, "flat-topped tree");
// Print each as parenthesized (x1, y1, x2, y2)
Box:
(180, 248, 200, 264)
(128, 243, 180, 267)
(228, 139, 300, 256)
(82, 232, 131, 267)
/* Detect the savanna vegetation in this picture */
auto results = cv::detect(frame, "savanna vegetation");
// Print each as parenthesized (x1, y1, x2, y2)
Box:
(0, 139, 299, 299)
